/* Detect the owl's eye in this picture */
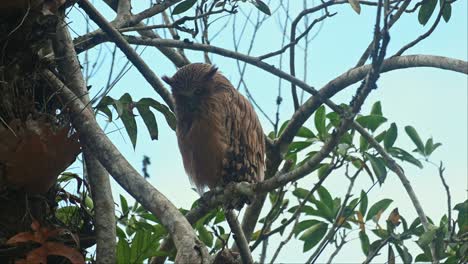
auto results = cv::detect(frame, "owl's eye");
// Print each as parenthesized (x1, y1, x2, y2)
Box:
(194, 88, 202, 95)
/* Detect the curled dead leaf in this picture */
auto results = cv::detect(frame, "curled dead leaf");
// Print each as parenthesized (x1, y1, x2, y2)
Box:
(6, 220, 84, 264)
(0, 118, 81, 193)
(387, 208, 401, 226)
(348, 0, 361, 14)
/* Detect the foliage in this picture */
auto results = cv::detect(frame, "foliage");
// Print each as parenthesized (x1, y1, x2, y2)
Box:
(96, 93, 176, 148)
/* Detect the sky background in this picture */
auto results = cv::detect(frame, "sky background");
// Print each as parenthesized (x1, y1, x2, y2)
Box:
(66, 0, 467, 263)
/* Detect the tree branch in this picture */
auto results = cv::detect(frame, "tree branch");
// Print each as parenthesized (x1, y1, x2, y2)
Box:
(42, 70, 210, 264)
(225, 210, 253, 264)
(52, 10, 117, 263)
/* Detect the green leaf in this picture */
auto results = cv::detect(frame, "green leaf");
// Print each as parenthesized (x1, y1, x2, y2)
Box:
(198, 226, 213, 247)
(213, 210, 225, 224)
(405, 126, 425, 155)
(359, 231, 370, 255)
(130, 230, 148, 262)
(326, 112, 341, 127)
(415, 253, 431, 262)
(317, 186, 334, 211)
(97, 105, 113, 122)
(117, 93, 137, 148)
(317, 163, 331, 179)
(424, 138, 434, 156)
(314, 106, 326, 139)
(288, 205, 316, 215)
(292, 188, 312, 202)
(138, 98, 176, 131)
(311, 198, 334, 222)
(418, 0, 437, 25)
(424, 138, 442, 156)
(395, 244, 413, 264)
(384, 123, 398, 150)
(359, 190, 368, 216)
(116, 226, 126, 240)
(374, 130, 386, 143)
(117, 238, 131, 264)
(356, 115, 387, 132)
(288, 141, 313, 153)
(296, 126, 315, 138)
(417, 224, 438, 247)
(120, 195, 129, 216)
(347, 0, 361, 14)
(371, 228, 389, 239)
(370, 101, 383, 116)
(253, 0, 271, 15)
(55, 206, 80, 226)
(454, 200, 468, 234)
(387, 147, 423, 168)
(172, 0, 197, 15)
(360, 135, 369, 152)
(364, 154, 387, 184)
(293, 219, 321, 237)
(366, 199, 393, 221)
(278, 120, 290, 136)
(299, 222, 328, 252)
(113, 96, 125, 117)
(84, 195, 94, 210)
(135, 101, 159, 140)
(440, 0, 452, 22)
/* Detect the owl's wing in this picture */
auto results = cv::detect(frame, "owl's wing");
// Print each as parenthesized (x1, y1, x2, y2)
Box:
(223, 87, 265, 184)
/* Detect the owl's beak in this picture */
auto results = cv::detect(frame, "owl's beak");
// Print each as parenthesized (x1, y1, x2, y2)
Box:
(187, 100, 197, 111)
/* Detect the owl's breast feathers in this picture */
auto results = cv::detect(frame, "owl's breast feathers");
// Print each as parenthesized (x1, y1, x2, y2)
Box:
(176, 85, 265, 193)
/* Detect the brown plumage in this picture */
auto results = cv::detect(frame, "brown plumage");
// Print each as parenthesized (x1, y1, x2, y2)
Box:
(162, 63, 265, 194)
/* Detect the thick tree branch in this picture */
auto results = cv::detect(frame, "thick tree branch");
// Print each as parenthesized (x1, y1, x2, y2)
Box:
(52, 11, 117, 263)
(277, 54, 467, 150)
(42, 70, 210, 264)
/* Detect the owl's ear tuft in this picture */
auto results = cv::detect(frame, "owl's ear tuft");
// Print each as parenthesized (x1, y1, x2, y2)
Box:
(162, 75, 173, 86)
(204, 65, 218, 81)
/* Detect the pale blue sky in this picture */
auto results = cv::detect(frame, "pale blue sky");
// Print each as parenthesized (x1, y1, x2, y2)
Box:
(67, 1, 467, 262)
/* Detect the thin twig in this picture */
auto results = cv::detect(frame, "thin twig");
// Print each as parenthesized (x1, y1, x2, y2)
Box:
(393, 0, 447, 56)
(326, 231, 348, 264)
(436, 162, 451, 235)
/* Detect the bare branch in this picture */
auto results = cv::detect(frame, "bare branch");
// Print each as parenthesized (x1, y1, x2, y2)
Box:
(437, 162, 452, 234)
(393, 0, 447, 57)
(326, 231, 348, 264)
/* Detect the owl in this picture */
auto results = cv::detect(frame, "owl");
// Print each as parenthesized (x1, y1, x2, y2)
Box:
(162, 63, 265, 195)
